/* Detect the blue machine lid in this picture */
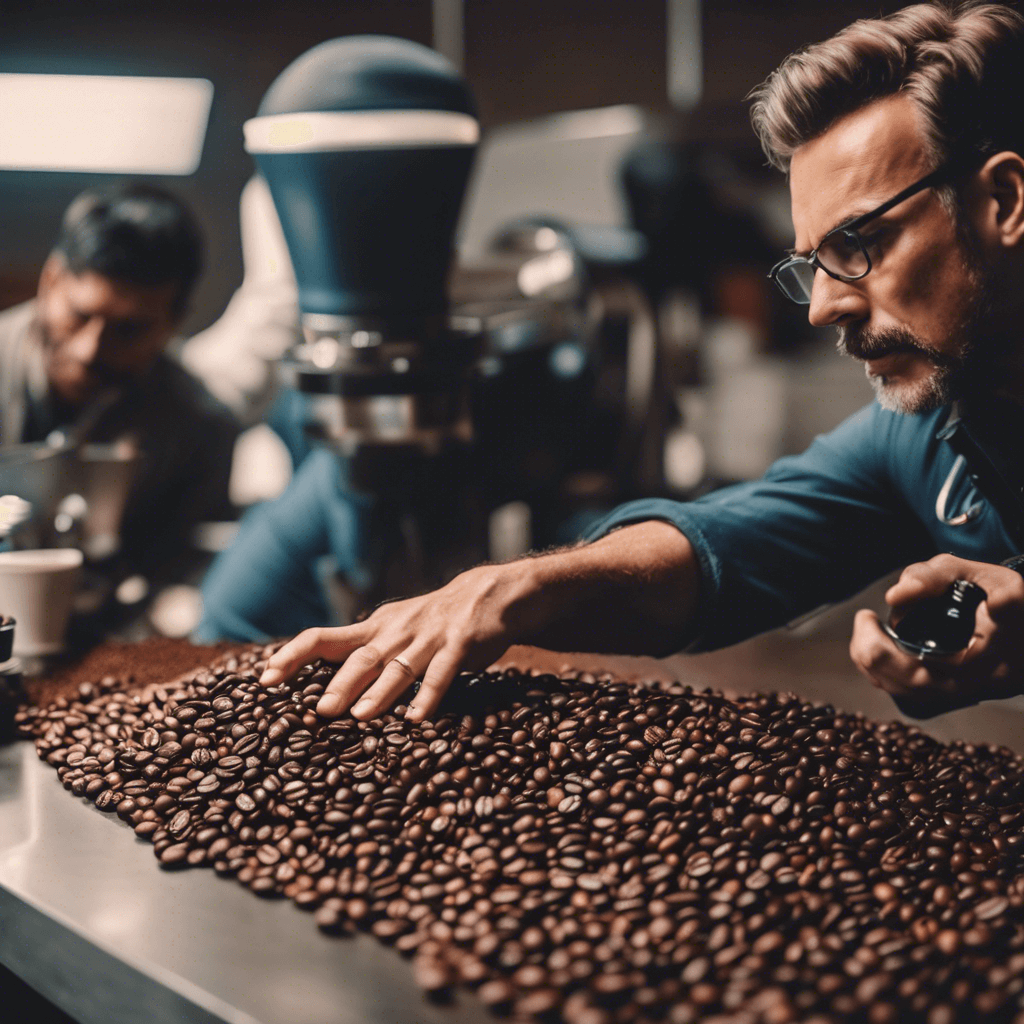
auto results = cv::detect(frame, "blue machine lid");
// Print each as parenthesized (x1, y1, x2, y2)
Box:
(257, 35, 476, 118)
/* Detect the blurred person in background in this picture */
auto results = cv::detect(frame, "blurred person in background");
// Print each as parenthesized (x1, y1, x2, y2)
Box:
(0, 183, 240, 627)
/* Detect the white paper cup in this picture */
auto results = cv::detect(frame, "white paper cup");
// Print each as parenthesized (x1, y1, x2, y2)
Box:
(0, 549, 83, 656)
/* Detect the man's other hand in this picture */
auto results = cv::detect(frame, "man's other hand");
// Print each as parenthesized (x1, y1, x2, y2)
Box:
(849, 554, 1024, 706)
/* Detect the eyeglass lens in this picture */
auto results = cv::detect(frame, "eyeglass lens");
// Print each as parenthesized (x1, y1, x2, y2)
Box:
(775, 229, 870, 303)
(775, 261, 815, 303)
(819, 229, 869, 278)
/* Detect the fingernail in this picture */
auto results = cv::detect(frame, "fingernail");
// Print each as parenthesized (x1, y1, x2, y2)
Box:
(405, 704, 424, 722)
(352, 699, 374, 718)
(317, 693, 343, 717)
(259, 668, 283, 685)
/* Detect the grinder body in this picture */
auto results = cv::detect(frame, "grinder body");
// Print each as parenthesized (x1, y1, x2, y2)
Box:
(244, 36, 480, 461)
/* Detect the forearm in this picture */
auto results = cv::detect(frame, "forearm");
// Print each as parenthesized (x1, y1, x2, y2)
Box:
(512, 520, 699, 656)
(262, 519, 701, 721)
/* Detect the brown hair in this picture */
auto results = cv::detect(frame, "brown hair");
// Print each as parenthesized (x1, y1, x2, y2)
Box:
(749, 2, 1024, 174)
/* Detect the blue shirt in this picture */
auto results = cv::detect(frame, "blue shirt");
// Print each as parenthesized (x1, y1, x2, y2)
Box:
(585, 398, 1024, 651)
(197, 449, 379, 642)
(198, 395, 1024, 651)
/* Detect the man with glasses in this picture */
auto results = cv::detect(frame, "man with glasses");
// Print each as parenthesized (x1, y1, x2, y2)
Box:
(260, 2, 1024, 723)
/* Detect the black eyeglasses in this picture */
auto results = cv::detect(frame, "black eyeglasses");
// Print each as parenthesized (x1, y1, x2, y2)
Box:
(769, 162, 957, 305)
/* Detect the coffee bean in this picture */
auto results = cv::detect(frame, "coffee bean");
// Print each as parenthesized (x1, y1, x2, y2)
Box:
(256, 845, 281, 866)
(412, 957, 451, 994)
(478, 979, 514, 1006)
(728, 774, 753, 794)
(233, 734, 261, 756)
(159, 842, 190, 867)
(558, 794, 582, 814)
(975, 896, 1008, 921)
(169, 810, 191, 836)
(515, 987, 561, 1015)
(250, 876, 277, 897)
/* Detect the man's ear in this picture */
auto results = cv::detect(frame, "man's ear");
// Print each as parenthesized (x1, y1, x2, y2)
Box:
(970, 152, 1024, 250)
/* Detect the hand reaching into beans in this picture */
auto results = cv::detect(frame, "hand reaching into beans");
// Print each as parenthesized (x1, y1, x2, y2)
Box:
(849, 553, 1024, 707)
(259, 521, 698, 722)
(260, 562, 540, 723)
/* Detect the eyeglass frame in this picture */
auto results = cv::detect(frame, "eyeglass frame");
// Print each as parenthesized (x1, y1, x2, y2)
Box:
(768, 158, 971, 304)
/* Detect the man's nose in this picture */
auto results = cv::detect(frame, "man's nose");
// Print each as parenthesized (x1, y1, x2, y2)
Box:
(807, 269, 867, 328)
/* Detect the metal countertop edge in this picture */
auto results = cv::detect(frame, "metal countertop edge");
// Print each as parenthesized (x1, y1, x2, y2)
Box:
(0, 881, 264, 1024)
(0, 740, 265, 1024)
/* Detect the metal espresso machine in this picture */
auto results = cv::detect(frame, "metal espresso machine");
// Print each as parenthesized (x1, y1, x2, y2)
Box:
(243, 36, 659, 609)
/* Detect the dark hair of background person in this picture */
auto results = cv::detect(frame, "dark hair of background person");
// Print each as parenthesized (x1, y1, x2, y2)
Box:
(748, 0, 1024, 204)
(52, 182, 204, 317)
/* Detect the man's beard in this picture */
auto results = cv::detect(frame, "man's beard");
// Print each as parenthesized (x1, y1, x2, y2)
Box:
(835, 231, 994, 415)
(836, 323, 970, 414)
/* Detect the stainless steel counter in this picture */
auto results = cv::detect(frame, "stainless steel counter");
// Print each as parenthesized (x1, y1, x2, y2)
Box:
(4, 598, 1024, 1024)
(0, 741, 491, 1024)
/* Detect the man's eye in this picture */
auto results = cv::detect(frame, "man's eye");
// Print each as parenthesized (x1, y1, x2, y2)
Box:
(859, 229, 886, 255)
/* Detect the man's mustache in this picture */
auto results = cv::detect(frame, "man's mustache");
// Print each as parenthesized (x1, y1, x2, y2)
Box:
(837, 326, 959, 369)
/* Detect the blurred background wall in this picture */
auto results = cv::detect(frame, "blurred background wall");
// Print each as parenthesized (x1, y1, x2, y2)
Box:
(0, 0, 911, 336)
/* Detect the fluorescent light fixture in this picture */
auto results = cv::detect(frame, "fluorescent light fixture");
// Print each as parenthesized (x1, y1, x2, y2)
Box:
(0, 74, 213, 174)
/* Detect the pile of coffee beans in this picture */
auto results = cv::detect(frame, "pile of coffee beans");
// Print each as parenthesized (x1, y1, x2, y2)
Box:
(16, 649, 1024, 1024)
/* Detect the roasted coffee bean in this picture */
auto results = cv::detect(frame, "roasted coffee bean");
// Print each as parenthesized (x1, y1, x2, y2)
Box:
(169, 810, 191, 836)
(158, 842, 190, 867)
(233, 734, 261, 756)
(478, 979, 514, 1006)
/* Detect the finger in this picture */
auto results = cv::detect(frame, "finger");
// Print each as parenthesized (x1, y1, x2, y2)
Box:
(885, 555, 966, 606)
(953, 603, 997, 667)
(975, 571, 1024, 626)
(406, 647, 465, 723)
(316, 644, 389, 718)
(260, 625, 367, 686)
(350, 648, 429, 720)
(849, 610, 935, 694)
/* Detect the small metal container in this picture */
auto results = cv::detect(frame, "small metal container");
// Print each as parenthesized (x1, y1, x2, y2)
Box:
(0, 617, 13, 663)
(0, 654, 24, 742)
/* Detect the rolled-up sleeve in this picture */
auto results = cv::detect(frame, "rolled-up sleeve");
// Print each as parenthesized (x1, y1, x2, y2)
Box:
(585, 403, 936, 651)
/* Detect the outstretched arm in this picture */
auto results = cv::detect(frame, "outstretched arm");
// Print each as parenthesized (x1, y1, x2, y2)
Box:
(259, 520, 698, 722)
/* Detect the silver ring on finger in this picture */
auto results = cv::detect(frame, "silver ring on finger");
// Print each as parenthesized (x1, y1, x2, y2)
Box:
(391, 654, 416, 676)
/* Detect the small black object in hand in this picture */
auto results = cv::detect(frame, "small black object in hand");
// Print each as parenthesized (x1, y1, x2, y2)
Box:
(883, 578, 986, 659)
